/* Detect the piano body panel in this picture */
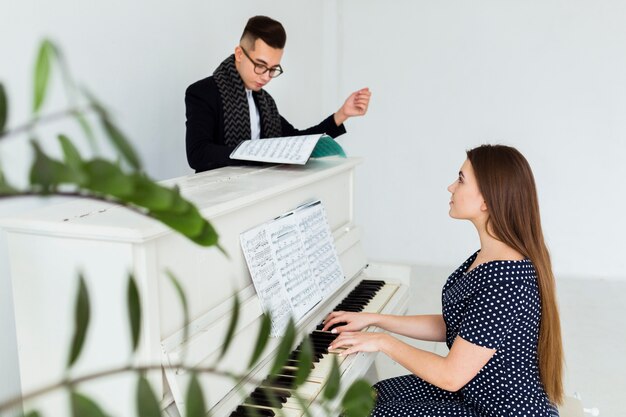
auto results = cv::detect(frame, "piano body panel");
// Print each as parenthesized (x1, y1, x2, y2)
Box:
(4, 232, 147, 417)
(0, 158, 412, 417)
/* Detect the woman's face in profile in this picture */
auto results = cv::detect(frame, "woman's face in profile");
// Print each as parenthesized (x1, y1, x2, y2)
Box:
(447, 159, 487, 221)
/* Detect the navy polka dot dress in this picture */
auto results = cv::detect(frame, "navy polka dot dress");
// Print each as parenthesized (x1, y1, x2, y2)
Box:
(372, 251, 559, 417)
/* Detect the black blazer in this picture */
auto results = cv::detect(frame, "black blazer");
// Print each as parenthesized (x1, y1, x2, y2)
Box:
(185, 76, 347, 172)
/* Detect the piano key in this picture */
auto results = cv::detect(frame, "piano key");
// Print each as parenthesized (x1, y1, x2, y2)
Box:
(285, 359, 313, 368)
(235, 405, 275, 416)
(250, 389, 287, 404)
(232, 404, 303, 417)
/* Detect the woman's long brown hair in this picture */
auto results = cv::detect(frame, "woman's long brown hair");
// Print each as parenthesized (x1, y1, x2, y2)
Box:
(467, 144, 564, 405)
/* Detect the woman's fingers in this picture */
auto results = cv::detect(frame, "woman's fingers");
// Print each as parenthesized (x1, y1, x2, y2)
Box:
(329, 332, 354, 348)
(322, 311, 344, 331)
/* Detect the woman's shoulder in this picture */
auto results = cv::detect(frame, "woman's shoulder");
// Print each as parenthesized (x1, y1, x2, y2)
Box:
(445, 252, 537, 293)
(470, 258, 538, 286)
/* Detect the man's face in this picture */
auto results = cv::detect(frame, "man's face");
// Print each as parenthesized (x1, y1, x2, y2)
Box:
(234, 38, 284, 91)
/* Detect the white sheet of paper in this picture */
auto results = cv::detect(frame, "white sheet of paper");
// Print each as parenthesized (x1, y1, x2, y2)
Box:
(240, 200, 344, 336)
(239, 227, 292, 335)
(266, 217, 322, 318)
(230, 134, 323, 164)
(294, 201, 344, 297)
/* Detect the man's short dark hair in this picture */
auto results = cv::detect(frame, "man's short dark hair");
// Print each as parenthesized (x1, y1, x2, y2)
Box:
(240, 16, 287, 50)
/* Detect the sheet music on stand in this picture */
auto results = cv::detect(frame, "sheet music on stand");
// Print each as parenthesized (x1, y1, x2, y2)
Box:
(240, 200, 345, 336)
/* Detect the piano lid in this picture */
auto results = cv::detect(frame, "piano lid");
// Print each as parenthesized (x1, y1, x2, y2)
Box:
(0, 157, 362, 242)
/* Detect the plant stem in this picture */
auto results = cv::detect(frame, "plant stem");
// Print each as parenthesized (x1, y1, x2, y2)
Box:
(0, 363, 245, 412)
(0, 106, 95, 141)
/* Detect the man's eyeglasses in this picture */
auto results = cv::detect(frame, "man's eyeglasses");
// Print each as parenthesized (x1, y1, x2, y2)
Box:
(240, 46, 284, 78)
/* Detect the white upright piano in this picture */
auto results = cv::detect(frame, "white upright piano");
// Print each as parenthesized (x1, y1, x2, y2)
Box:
(1, 157, 410, 417)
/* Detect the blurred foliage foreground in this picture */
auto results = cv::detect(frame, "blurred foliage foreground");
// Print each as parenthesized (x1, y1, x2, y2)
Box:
(0, 40, 375, 417)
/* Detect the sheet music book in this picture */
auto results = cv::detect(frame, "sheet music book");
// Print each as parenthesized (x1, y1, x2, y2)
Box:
(229, 134, 332, 165)
(240, 200, 345, 336)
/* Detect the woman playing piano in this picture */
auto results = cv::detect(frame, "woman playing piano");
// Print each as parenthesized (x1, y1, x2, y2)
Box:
(323, 144, 564, 417)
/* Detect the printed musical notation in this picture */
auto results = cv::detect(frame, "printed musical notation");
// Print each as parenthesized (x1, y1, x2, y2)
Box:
(229, 134, 323, 165)
(240, 200, 344, 336)
(297, 202, 344, 297)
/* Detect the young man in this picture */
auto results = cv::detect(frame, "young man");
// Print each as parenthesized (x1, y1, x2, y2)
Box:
(185, 15, 371, 172)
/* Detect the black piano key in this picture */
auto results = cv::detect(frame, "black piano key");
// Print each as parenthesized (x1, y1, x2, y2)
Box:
(285, 359, 314, 368)
(328, 321, 348, 331)
(290, 349, 323, 361)
(309, 339, 332, 347)
(246, 390, 287, 408)
(236, 405, 275, 417)
(311, 331, 338, 342)
(278, 367, 297, 377)
(263, 375, 296, 389)
(256, 387, 291, 398)
(338, 305, 365, 310)
(252, 388, 289, 403)
(245, 397, 275, 408)
(363, 279, 386, 285)
(343, 294, 374, 299)
(311, 332, 337, 341)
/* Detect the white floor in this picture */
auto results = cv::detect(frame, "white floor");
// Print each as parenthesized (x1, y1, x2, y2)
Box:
(372, 264, 625, 417)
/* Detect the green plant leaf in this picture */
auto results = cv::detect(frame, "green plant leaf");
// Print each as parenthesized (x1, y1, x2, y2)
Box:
(127, 174, 175, 211)
(166, 270, 189, 352)
(22, 410, 42, 417)
(0, 82, 7, 134)
(310, 135, 347, 159)
(58, 134, 87, 185)
(323, 355, 341, 400)
(247, 313, 272, 368)
(149, 204, 205, 238)
(341, 379, 375, 417)
(292, 393, 314, 417)
(185, 373, 206, 417)
(166, 187, 193, 214)
(49, 41, 79, 105)
(58, 134, 83, 169)
(74, 111, 98, 153)
(29, 141, 83, 191)
(191, 220, 219, 247)
(136, 376, 161, 417)
(67, 275, 90, 368)
(83, 159, 134, 197)
(81, 86, 109, 119)
(70, 391, 109, 417)
(0, 166, 17, 195)
(270, 318, 296, 375)
(102, 118, 141, 171)
(127, 274, 141, 353)
(294, 336, 313, 387)
(33, 40, 54, 114)
(218, 293, 240, 360)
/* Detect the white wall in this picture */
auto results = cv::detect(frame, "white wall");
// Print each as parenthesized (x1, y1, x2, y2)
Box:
(329, 0, 626, 281)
